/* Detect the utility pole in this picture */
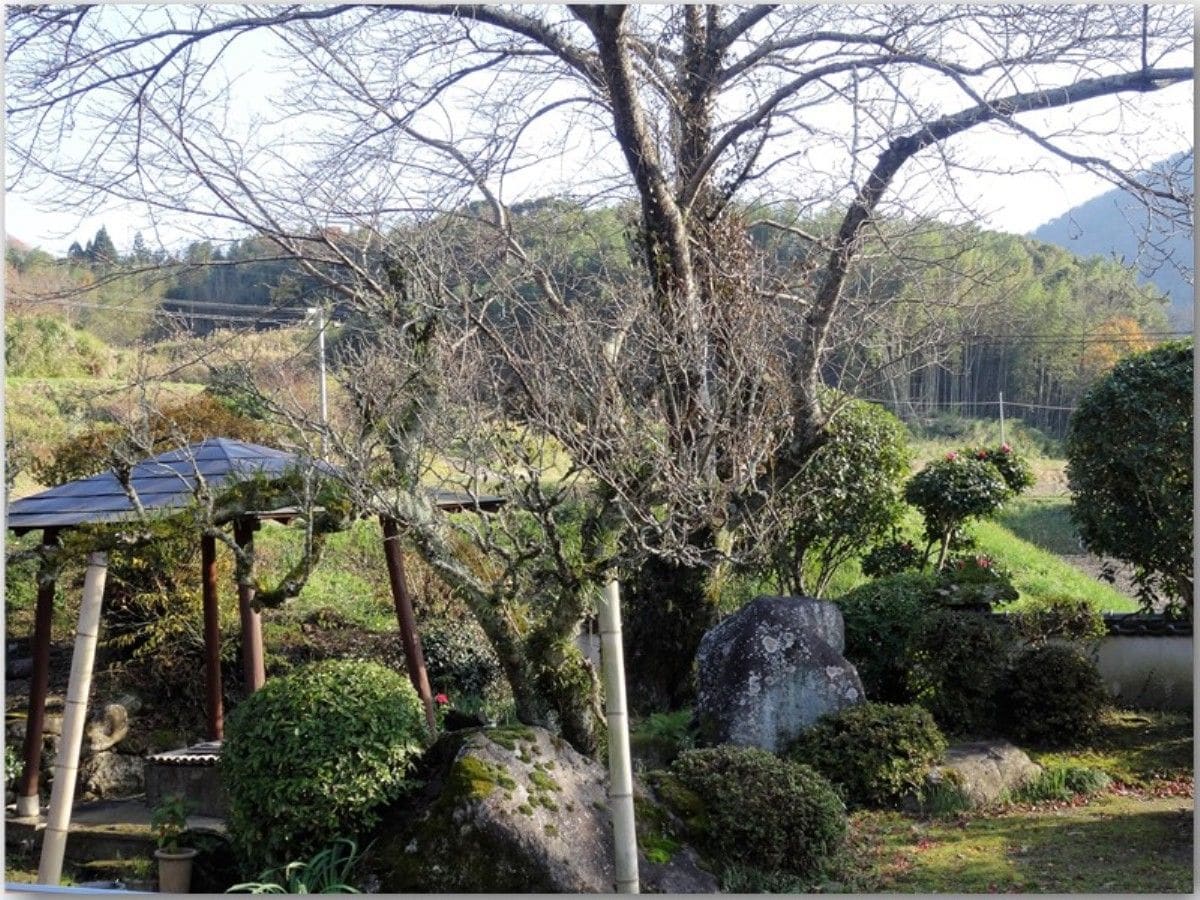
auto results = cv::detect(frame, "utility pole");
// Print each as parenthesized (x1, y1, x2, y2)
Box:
(308, 306, 329, 455)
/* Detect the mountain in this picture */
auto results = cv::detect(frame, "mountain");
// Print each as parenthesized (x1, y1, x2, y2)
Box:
(1031, 151, 1194, 330)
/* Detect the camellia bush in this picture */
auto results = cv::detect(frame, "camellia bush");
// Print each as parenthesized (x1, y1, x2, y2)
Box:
(904, 444, 1033, 569)
(222, 659, 426, 870)
(1066, 341, 1193, 612)
(761, 395, 912, 595)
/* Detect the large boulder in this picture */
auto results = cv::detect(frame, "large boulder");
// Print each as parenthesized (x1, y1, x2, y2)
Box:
(696, 595, 864, 752)
(908, 740, 1042, 812)
(368, 725, 717, 893)
(78, 751, 144, 800)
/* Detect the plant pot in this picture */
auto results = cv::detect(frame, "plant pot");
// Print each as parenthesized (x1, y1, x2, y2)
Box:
(155, 847, 198, 894)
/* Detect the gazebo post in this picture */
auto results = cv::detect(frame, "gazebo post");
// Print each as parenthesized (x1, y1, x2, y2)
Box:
(233, 517, 266, 693)
(16, 527, 60, 818)
(201, 533, 224, 740)
(380, 515, 437, 737)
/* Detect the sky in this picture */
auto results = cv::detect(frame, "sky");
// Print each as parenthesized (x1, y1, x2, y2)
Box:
(4, 7, 1194, 257)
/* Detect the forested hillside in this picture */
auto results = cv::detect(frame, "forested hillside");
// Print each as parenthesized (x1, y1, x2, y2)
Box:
(7, 202, 1172, 438)
(1032, 150, 1193, 330)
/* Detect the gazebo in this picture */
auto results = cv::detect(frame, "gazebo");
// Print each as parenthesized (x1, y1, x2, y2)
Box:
(6, 437, 501, 880)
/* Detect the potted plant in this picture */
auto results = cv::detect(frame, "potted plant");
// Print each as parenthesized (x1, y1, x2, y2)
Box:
(151, 794, 198, 893)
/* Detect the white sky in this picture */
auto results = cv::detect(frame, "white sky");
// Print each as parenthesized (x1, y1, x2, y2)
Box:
(3, 8, 1194, 256)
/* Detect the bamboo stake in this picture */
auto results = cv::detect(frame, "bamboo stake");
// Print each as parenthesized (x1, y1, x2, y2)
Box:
(598, 577, 639, 893)
(38, 552, 108, 886)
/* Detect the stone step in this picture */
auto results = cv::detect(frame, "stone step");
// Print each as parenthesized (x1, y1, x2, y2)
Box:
(6, 799, 226, 864)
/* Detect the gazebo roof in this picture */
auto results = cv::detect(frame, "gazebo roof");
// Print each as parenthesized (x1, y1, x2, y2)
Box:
(6, 437, 506, 534)
(5, 438, 330, 533)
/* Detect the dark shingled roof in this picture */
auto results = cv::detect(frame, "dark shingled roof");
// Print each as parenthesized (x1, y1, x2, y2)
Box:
(6, 438, 505, 533)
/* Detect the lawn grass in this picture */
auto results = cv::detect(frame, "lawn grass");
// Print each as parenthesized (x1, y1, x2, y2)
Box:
(1027, 710, 1194, 788)
(974, 517, 1138, 613)
(840, 710, 1193, 893)
(849, 794, 1192, 893)
(995, 496, 1082, 555)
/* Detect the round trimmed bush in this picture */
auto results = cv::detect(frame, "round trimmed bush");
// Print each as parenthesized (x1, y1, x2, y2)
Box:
(670, 745, 846, 876)
(222, 659, 426, 869)
(835, 573, 939, 703)
(907, 608, 1010, 736)
(789, 702, 947, 808)
(997, 644, 1107, 746)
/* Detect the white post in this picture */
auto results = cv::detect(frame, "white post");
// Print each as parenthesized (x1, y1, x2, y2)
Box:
(998, 391, 1006, 445)
(38, 552, 108, 886)
(598, 577, 639, 894)
(309, 305, 329, 455)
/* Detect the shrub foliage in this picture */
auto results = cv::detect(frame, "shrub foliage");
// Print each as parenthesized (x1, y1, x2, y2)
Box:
(835, 573, 939, 704)
(222, 659, 426, 869)
(997, 644, 1107, 746)
(907, 608, 1011, 736)
(789, 702, 947, 809)
(1066, 341, 1193, 610)
(670, 745, 846, 876)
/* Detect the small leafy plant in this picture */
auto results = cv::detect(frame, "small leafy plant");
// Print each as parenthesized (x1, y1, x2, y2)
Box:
(151, 794, 193, 853)
(227, 839, 365, 894)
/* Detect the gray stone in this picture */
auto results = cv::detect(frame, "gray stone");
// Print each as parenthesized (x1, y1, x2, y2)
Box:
(696, 595, 864, 753)
(78, 751, 144, 800)
(86, 704, 130, 753)
(912, 741, 1042, 811)
(145, 760, 229, 818)
(370, 726, 717, 893)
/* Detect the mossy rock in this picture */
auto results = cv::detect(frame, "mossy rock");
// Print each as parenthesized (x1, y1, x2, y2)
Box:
(366, 725, 718, 893)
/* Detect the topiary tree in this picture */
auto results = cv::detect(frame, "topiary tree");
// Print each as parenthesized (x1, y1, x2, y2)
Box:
(1066, 341, 1193, 612)
(760, 396, 911, 596)
(789, 702, 947, 809)
(997, 644, 1108, 746)
(668, 745, 846, 878)
(221, 659, 426, 871)
(904, 444, 1033, 569)
(834, 573, 940, 704)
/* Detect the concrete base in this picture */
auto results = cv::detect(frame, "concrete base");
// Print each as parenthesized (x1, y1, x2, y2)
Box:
(15, 794, 40, 818)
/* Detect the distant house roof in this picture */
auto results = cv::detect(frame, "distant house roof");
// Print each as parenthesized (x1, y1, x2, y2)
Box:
(6, 437, 505, 533)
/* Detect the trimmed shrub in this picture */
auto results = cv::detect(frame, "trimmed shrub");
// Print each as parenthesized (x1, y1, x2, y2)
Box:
(762, 395, 912, 595)
(997, 644, 1107, 746)
(670, 745, 846, 876)
(835, 573, 939, 704)
(1009, 595, 1106, 646)
(1066, 341, 1193, 611)
(420, 620, 504, 701)
(907, 608, 1010, 736)
(861, 537, 924, 578)
(222, 659, 426, 870)
(789, 702, 947, 809)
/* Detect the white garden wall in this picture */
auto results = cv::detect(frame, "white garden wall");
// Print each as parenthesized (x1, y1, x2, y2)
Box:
(1094, 635, 1193, 711)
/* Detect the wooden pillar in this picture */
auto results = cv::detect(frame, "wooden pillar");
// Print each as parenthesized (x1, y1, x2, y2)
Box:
(233, 518, 266, 693)
(380, 515, 437, 737)
(16, 528, 59, 818)
(201, 533, 224, 740)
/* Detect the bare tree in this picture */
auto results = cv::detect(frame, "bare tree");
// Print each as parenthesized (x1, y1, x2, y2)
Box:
(8, 4, 1193, 708)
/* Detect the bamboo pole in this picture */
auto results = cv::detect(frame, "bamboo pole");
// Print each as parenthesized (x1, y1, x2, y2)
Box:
(16, 528, 59, 818)
(598, 577, 639, 894)
(37, 552, 108, 886)
(380, 515, 438, 738)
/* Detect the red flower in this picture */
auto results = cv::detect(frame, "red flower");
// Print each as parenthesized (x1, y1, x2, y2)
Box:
(945, 451, 959, 461)
(434, 693, 450, 705)
(976, 449, 988, 459)
(1000, 443, 1012, 454)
